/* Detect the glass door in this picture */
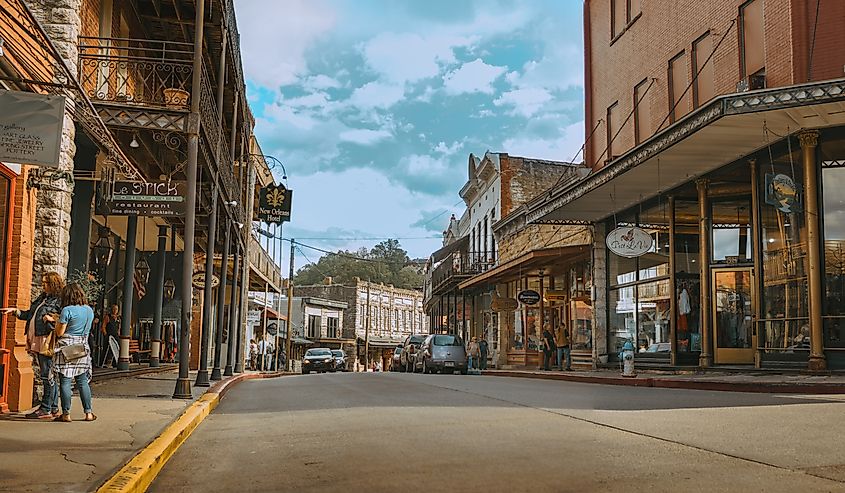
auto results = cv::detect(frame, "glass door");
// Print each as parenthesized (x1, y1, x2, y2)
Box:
(712, 268, 755, 364)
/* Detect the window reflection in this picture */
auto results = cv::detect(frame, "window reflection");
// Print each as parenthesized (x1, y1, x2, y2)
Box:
(712, 200, 752, 263)
(823, 163, 845, 348)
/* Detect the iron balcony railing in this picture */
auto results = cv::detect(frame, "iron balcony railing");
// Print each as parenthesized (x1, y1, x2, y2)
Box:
(430, 251, 496, 292)
(249, 233, 284, 290)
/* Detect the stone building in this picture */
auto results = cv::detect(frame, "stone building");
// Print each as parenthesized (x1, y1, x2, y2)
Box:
(296, 279, 427, 368)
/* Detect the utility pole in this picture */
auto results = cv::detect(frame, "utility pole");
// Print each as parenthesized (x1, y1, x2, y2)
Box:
(285, 239, 295, 371)
(365, 281, 370, 370)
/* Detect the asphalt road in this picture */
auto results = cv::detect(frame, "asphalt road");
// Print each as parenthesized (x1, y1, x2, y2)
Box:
(150, 372, 845, 493)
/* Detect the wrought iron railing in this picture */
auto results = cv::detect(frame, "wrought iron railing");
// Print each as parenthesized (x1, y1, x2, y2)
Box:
(78, 36, 193, 108)
(431, 251, 495, 292)
(249, 233, 284, 290)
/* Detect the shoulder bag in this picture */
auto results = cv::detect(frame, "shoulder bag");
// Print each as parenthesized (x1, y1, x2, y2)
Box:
(58, 343, 87, 361)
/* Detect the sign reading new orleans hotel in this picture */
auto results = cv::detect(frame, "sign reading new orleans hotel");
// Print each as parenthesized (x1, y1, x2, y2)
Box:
(97, 180, 187, 216)
(0, 90, 66, 167)
(257, 183, 293, 223)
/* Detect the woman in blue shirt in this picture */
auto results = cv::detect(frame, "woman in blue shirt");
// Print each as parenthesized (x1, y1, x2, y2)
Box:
(53, 283, 96, 422)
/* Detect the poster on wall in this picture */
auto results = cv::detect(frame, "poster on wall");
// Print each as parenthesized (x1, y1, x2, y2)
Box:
(0, 90, 66, 167)
(606, 226, 653, 258)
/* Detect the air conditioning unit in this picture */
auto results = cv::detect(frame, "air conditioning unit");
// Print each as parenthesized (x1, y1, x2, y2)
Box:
(736, 74, 766, 92)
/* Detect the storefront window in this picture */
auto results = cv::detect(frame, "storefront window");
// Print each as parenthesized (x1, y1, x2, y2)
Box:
(569, 259, 593, 351)
(712, 199, 752, 263)
(609, 287, 636, 354)
(822, 161, 845, 348)
(637, 280, 671, 352)
(673, 199, 701, 357)
(758, 145, 808, 357)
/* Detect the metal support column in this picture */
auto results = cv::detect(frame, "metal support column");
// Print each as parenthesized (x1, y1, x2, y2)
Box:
(285, 240, 294, 371)
(224, 243, 240, 376)
(118, 215, 138, 371)
(799, 130, 827, 371)
(195, 193, 218, 387)
(150, 225, 168, 367)
(211, 222, 231, 380)
(174, 0, 206, 399)
(697, 178, 713, 368)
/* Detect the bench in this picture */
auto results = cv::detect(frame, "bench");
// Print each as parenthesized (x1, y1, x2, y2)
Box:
(129, 339, 151, 363)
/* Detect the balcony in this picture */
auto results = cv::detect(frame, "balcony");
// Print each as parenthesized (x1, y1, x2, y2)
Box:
(248, 233, 283, 291)
(78, 36, 243, 221)
(430, 251, 495, 295)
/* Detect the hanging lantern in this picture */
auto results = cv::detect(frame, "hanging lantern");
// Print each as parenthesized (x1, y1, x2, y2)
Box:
(135, 256, 151, 284)
(93, 227, 114, 267)
(164, 278, 176, 299)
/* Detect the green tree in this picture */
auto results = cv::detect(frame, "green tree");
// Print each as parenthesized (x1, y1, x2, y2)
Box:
(294, 239, 423, 290)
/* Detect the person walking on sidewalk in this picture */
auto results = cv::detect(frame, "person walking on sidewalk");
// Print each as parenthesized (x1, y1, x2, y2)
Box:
(1, 271, 63, 419)
(248, 339, 258, 370)
(541, 324, 556, 371)
(53, 283, 96, 423)
(556, 321, 572, 371)
(100, 304, 120, 368)
(478, 337, 489, 370)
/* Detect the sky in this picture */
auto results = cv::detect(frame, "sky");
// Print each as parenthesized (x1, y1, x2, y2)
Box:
(234, 0, 585, 269)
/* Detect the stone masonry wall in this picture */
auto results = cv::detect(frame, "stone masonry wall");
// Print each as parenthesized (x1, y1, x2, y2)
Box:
(25, 0, 80, 289)
(497, 224, 592, 265)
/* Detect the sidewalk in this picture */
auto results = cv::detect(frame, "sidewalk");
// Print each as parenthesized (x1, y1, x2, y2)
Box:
(484, 368, 845, 393)
(0, 369, 262, 493)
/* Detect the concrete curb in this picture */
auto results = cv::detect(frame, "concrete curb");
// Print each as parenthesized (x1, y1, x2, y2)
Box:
(96, 371, 287, 493)
(485, 370, 845, 394)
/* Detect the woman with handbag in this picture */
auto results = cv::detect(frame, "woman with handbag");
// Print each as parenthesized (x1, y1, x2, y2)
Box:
(1, 271, 63, 419)
(53, 283, 96, 423)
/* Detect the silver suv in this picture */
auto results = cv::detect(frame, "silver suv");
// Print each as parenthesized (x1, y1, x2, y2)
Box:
(400, 334, 426, 372)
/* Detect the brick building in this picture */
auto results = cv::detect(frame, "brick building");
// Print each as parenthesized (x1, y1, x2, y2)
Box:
(525, 0, 845, 371)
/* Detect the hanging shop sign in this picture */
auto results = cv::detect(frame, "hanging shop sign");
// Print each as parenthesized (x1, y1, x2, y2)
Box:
(544, 290, 568, 302)
(491, 296, 519, 312)
(765, 173, 802, 213)
(97, 180, 187, 216)
(606, 226, 653, 258)
(191, 271, 220, 289)
(257, 183, 293, 223)
(0, 90, 66, 167)
(517, 290, 541, 305)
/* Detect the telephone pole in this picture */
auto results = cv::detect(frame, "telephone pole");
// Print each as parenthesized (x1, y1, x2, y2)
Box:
(364, 281, 370, 370)
(285, 239, 294, 371)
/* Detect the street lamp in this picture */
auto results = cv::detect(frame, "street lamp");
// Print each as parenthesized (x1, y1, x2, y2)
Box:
(135, 256, 151, 284)
(250, 153, 288, 182)
(164, 278, 176, 299)
(92, 227, 114, 267)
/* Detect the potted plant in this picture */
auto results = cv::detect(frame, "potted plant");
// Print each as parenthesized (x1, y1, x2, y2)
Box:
(163, 87, 190, 109)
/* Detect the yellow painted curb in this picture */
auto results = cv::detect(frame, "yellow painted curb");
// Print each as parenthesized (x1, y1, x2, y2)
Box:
(96, 392, 220, 493)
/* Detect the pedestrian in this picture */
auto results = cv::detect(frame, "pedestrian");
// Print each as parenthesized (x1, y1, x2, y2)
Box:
(1, 271, 63, 419)
(467, 337, 480, 370)
(276, 349, 286, 372)
(257, 338, 267, 370)
(248, 339, 258, 370)
(53, 283, 96, 422)
(556, 321, 572, 371)
(265, 341, 274, 370)
(100, 304, 120, 368)
(478, 336, 489, 371)
(541, 324, 556, 371)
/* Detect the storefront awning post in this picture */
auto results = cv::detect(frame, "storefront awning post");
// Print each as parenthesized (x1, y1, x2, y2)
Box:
(800, 130, 827, 371)
(195, 193, 218, 387)
(118, 215, 137, 371)
(224, 241, 241, 376)
(697, 179, 713, 368)
(150, 225, 168, 368)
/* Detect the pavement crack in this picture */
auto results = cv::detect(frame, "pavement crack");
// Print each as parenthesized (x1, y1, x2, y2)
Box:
(404, 376, 845, 486)
(60, 452, 97, 470)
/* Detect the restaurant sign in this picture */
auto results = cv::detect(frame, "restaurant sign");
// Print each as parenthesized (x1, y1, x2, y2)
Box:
(257, 183, 293, 223)
(606, 226, 653, 258)
(191, 272, 220, 289)
(517, 290, 541, 305)
(97, 180, 187, 216)
(491, 296, 519, 312)
(0, 90, 66, 167)
(544, 290, 568, 302)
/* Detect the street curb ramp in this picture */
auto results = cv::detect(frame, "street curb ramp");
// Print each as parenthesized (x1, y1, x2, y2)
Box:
(96, 372, 286, 493)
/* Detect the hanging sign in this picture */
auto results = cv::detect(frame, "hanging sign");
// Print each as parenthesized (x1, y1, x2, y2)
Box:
(97, 180, 187, 216)
(544, 290, 568, 302)
(606, 226, 653, 258)
(257, 183, 293, 223)
(517, 290, 541, 305)
(491, 297, 518, 312)
(765, 173, 802, 213)
(0, 90, 66, 167)
(191, 272, 220, 289)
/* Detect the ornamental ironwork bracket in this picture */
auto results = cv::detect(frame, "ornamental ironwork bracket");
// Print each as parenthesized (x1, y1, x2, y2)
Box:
(26, 167, 75, 191)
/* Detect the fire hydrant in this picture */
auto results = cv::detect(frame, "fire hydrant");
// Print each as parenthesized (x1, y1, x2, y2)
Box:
(620, 340, 636, 377)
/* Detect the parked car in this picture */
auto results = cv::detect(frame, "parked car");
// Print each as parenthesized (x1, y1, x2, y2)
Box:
(413, 334, 468, 374)
(331, 350, 347, 371)
(400, 334, 427, 372)
(302, 348, 335, 374)
(391, 346, 402, 372)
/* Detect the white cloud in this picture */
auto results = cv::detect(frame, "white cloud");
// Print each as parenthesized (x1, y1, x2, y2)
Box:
(443, 58, 506, 95)
(348, 81, 406, 109)
(433, 140, 464, 156)
(284, 91, 334, 109)
(502, 121, 585, 162)
(494, 87, 554, 117)
(339, 128, 393, 145)
(303, 74, 342, 90)
(361, 32, 471, 85)
(235, 0, 336, 87)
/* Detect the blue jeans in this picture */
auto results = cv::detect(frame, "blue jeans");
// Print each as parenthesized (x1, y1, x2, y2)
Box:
(557, 346, 571, 369)
(36, 353, 58, 413)
(59, 373, 93, 414)
(467, 356, 475, 370)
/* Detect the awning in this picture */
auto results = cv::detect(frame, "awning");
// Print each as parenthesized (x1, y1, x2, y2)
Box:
(526, 78, 845, 224)
(359, 336, 404, 348)
(258, 307, 286, 321)
(292, 337, 313, 345)
(458, 245, 589, 290)
(431, 235, 469, 263)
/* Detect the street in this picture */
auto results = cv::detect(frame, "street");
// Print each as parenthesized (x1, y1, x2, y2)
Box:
(150, 373, 845, 493)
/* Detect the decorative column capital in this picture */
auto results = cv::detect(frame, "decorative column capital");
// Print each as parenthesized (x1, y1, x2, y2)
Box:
(798, 129, 819, 149)
(695, 178, 710, 190)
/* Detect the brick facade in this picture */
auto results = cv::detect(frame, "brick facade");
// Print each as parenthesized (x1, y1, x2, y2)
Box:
(585, 0, 845, 170)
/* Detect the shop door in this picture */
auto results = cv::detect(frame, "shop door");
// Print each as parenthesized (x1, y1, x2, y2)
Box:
(712, 268, 755, 364)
